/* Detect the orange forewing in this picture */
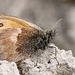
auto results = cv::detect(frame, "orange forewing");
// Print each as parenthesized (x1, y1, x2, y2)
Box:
(0, 15, 42, 31)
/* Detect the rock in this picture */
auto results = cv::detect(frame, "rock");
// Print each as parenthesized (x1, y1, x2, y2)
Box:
(0, 60, 20, 75)
(0, 43, 75, 75)
(17, 43, 75, 75)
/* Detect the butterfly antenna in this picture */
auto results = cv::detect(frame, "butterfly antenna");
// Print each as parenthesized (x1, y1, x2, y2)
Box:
(51, 18, 62, 30)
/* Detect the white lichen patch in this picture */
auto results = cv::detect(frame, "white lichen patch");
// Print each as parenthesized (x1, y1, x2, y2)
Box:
(0, 60, 20, 75)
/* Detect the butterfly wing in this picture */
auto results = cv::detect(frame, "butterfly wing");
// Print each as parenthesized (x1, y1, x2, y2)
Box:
(0, 27, 43, 62)
(0, 15, 42, 31)
(0, 15, 44, 62)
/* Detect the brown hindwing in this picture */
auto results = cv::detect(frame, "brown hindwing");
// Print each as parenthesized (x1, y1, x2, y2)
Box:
(0, 27, 43, 62)
(15, 27, 43, 62)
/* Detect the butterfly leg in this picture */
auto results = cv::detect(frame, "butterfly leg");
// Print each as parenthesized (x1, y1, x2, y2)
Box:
(34, 48, 38, 66)
(48, 45, 59, 65)
(36, 48, 38, 66)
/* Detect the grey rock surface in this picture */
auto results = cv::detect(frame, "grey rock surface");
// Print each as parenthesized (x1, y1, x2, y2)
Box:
(0, 60, 20, 75)
(0, 44, 75, 75)
(17, 44, 75, 75)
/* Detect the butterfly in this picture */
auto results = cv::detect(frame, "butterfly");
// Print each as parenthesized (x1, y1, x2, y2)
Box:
(0, 15, 61, 62)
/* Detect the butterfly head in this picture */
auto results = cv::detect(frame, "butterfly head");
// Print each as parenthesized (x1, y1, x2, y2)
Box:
(46, 29, 56, 43)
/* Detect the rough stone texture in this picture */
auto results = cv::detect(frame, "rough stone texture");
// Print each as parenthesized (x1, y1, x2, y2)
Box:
(0, 60, 20, 75)
(17, 44, 75, 75)
(0, 43, 75, 75)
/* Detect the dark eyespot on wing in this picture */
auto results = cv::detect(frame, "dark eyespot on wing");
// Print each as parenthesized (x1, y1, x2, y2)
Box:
(0, 23, 4, 27)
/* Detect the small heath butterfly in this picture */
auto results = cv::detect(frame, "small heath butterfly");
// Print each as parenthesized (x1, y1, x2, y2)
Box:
(0, 15, 57, 62)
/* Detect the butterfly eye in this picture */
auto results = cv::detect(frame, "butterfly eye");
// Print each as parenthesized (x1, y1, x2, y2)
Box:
(51, 32, 53, 37)
(0, 23, 4, 27)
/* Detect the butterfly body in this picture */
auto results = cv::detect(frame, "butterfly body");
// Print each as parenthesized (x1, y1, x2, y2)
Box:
(0, 15, 56, 62)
